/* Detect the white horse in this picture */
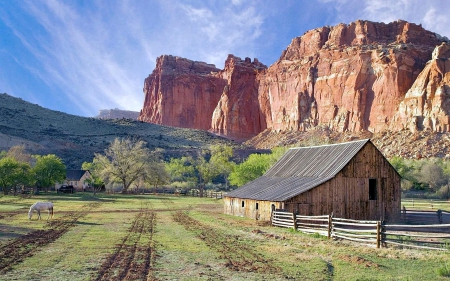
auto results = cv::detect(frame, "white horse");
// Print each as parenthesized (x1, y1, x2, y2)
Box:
(28, 202, 54, 220)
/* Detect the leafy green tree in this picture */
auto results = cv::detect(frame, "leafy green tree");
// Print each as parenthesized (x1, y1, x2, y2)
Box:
(208, 144, 235, 188)
(82, 161, 104, 195)
(0, 157, 20, 195)
(93, 138, 150, 193)
(229, 147, 286, 187)
(165, 156, 197, 184)
(33, 154, 66, 193)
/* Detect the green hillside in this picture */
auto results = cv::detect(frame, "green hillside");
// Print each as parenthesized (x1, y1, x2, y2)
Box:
(0, 93, 239, 168)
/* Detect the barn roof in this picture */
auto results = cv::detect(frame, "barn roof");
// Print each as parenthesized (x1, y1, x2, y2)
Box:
(226, 139, 371, 201)
(66, 169, 89, 181)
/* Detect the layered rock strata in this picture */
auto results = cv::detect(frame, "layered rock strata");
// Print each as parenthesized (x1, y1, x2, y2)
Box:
(139, 55, 227, 130)
(139, 20, 449, 139)
(390, 42, 450, 132)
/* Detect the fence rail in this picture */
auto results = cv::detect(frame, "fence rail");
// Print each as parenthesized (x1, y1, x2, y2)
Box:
(271, 210, 450, 250)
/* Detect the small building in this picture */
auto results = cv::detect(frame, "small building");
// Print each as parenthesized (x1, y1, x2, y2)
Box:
(224, 139, 401, 222)
(55, 170, 92, 192)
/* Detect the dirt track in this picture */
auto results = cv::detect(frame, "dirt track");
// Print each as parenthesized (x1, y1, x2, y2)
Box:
(93, 206, 156, 281)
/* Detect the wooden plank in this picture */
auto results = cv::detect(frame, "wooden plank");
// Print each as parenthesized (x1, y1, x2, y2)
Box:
(385, 223, 450, 228)
(333, 221, 378, 227)
(332, 226, 377, 233)
(383, 232, 450, 238)
(384, 240, 448, 251)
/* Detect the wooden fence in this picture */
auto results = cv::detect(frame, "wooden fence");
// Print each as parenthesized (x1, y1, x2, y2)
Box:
(271, 210, 450, 250)
(401, 199, 450, 211)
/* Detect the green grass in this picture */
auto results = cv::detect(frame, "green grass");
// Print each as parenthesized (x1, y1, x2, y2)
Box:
(0, 193, 449, 280)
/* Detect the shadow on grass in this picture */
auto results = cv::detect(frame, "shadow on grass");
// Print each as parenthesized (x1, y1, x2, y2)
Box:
(0, 223, 35, 241)
(75, 221, 102, 226)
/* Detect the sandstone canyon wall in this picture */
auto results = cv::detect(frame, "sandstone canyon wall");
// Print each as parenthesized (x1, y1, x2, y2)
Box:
(139, 55, 227, 130)
(139, 20, 449, 140)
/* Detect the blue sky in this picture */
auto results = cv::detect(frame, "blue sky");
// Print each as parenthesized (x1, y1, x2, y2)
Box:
(1, 0, 449, 117)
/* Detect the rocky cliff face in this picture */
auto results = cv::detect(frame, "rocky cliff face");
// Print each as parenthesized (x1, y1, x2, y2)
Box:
(139, 20, 449, 140)
(259, 20, 445, 134)
(390, 42, 450, 132)
(211, 55, 267, 140)
(139, 55, 227, 130)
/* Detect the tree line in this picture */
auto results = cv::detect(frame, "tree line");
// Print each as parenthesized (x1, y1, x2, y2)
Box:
(0, 146, 66, 195)
(4, 137, 448, 198)
(389, 156, 450, 199)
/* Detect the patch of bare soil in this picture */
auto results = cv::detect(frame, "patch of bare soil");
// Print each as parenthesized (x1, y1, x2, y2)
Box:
(0, 202, 100, 273)
(93, 207, 156, 281)
(172, 210, 280, 274)
(339, 254, 381, 268)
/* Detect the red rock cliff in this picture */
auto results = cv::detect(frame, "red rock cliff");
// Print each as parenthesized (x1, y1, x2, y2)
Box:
(139, 20, 449, 139)
(259, 20, 444, 134)
(139, 55, 227, 130)
(211, 55, 267, 140)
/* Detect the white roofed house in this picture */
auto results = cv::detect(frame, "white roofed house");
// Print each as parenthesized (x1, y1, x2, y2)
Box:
(224, 139, 401, 222)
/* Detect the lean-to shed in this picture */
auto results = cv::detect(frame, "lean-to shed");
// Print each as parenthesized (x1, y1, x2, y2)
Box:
(224, 139, 401, 222)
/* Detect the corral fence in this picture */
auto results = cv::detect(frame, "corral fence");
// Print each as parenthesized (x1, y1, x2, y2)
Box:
(402, 199, 450, 211)
(271, 210, 450, 251)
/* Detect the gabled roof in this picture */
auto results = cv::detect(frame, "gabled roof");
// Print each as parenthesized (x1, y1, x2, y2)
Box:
(66, 169, 90, 181)
(226, 139, 371, 201)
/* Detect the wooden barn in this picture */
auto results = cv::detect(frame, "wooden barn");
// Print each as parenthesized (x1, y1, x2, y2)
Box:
(224, 139, 401, 222)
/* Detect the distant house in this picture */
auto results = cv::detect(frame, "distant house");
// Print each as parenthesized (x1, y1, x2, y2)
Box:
(224, 139, 401, 222)
(55, 170, 92, 191)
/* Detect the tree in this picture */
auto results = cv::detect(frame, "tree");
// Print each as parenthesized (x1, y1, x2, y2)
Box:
(7, 145, 33, 164)
(33, 154, 66, 193)
(208, 145, 235, 188)
(229, 147, 286, 187)
(93, 138, 150, 193)
(82, 161, 105, 195)
(0, 157, 34, 195)
(419, 161, 446, 192)
(165, 156, 197, 184)
(144, 162, 170, 193)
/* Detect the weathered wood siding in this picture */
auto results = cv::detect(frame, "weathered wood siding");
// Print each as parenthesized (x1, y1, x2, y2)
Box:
(284, 143, 401, 221)
(223, 197, 283, 221)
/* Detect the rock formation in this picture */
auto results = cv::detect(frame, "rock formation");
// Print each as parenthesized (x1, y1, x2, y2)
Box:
(96, 108, 140, 120)
(211, 55, 267, 139)
(139, 55, 227, 130)
(259, 20, 444, 134)
(390, 42, 450, 133)
(139, 20, 449, 140)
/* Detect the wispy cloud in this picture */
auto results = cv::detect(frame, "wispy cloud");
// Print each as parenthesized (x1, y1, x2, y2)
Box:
(1, 0, 449, 117)
(320, 0, 450, 38)
(0, 1, 266, 115)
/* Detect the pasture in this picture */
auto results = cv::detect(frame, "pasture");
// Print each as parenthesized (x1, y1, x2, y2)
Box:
(0, 194, 449, 281)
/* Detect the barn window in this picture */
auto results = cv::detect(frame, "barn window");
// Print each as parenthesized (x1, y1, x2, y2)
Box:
(256, 203, 259, 210)
(242, 201, 245, 207)
(369, 179, 377, 200)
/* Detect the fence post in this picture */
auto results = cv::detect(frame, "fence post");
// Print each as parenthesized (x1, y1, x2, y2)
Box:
(327, 214, 332, 239)
(437, 209, 443, 224)
(292, 212, 297, 230)
(376, 221, 381, 249)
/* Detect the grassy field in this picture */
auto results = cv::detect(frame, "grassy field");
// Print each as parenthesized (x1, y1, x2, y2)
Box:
(0, 193, 449, 281)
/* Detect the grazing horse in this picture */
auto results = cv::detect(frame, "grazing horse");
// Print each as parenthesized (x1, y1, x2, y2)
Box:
(28, 202, 54, 220)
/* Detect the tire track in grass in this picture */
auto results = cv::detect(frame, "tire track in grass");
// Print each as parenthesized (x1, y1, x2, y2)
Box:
(172, 209, 281, 274)
(93, 205, 156, 281)
(0, 203, 101, 274)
